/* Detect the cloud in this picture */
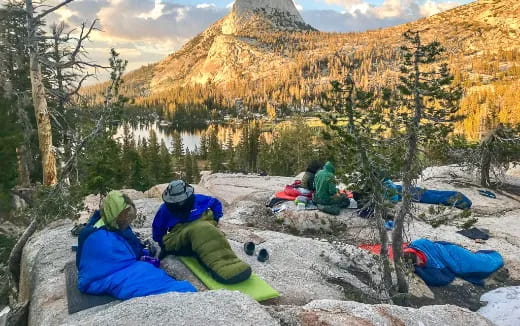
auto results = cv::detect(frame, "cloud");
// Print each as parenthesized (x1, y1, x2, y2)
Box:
(139, 0, 166, 19)
(196, 3, 217, 9)
(320, 0, 459, 18)
(226, 1, 235, 9)
(293, 0, 303, 11)
(305, 0, 461, 33)
(302, 9, 407, 33)
(42, 0, 229, 80)
(69, 0, 228, 41)
(419, 0, 459, 16)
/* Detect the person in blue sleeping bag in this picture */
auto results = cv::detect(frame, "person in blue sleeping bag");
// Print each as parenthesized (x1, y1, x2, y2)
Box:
(76, 190, 196, 300)
(403, 238, 504, 286)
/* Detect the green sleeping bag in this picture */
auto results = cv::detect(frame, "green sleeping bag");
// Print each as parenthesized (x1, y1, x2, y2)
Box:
(163, 210, 252, 284)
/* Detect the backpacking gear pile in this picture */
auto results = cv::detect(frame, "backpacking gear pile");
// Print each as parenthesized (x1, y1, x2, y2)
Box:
(407, 238, 503, 286)
(76, 191, 196, 300)
(153, 181, 252, 284)
(273, 183, 313, 201)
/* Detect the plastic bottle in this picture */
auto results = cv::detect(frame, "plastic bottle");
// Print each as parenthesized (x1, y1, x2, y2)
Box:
(140, 248, 160, 267)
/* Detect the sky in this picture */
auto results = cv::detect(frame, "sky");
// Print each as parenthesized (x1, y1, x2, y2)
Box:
(1, 0, 474, 81)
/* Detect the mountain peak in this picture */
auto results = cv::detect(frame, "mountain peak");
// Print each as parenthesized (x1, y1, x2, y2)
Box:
(232, 0, 302, 18)
(222, 0, 314, 35)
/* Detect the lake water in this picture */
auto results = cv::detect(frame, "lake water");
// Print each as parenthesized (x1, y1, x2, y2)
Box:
(115, 122, 249, 152)
(115, 117, 321, 152)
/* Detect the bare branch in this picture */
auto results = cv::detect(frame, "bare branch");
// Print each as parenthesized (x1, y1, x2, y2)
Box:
(67, 73, 94, 97)
(35, 0, 75, 20)
(69, 20, 98, 63)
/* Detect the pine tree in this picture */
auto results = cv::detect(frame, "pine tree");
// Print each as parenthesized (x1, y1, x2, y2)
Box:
(0, 97, 22, 213)
(158, 140, 172, 183)
(184, 150, 194, 183)
(0, 2, 36, 187)
(323, 64, 395, 296)
(192, 155, 201, 183)
(80, 137, 123, 196)
(171, 130, 184, 179)
(207, 127, 224, 172)
(392, 30, 462, 294)
(145, 129, 161, 185)
(199, 131, 208, 160)
(225, 132, 237, 172)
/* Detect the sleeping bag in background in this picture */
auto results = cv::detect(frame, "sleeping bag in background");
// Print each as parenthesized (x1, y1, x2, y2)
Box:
(77, 211, 196, 300)
(394, 185, 472, 209)
(408, 238, 503, 286)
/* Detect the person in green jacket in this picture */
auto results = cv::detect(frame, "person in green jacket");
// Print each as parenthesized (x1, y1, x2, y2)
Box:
(313, 161, 350, 215)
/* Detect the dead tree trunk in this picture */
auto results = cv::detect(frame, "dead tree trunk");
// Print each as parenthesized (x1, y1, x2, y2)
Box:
(25, 0, 57, 186)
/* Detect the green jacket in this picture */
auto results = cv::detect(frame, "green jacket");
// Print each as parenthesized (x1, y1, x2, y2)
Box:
(313, 161, 338, 205)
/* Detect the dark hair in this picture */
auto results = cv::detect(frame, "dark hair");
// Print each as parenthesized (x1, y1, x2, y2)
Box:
(403, 252, 417, 265)
(165, 193, 195, 219)
(306, 160, 323, 174)
(122, 194, 136, 209)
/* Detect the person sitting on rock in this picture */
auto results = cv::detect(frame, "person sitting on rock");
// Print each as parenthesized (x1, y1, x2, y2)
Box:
(403, 238, 503, 286)
(152, 180, 252, 284)
(76, 190, 196, 300)
(300, 160, 323, 193)
(313, 161, 351, 215)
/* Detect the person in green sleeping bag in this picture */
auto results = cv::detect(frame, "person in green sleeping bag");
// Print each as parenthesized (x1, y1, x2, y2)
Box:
(152, 180, 252, 284)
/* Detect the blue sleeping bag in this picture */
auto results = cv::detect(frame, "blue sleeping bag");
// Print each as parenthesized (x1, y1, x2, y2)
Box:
(77, 211, 196, 300)
(394, 185, 472, 209)
(408, 238, 503, 286)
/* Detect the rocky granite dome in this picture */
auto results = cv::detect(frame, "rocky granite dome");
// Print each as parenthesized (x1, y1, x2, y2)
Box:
(221, 0, 314, 35)
(150, 0, 314, 89)
(8, 166, 520, 325)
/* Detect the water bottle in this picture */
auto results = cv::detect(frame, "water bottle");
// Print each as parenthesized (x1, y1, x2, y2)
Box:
(140, 247, 160, 268)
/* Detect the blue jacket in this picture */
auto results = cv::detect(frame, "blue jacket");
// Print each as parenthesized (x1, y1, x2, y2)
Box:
(409, 238, 503, 286)
(77, 211, 196, 300)
(152, 194, 223, 246)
